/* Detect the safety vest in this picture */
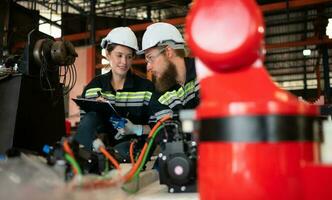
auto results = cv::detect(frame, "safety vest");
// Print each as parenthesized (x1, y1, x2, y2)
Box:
(82, 70, 154, 125)
(149, 57, 200, 123)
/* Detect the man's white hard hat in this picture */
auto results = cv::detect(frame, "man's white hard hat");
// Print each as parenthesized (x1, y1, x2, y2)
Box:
(101, 27, 138, 51)
(138, 22, 185, 55)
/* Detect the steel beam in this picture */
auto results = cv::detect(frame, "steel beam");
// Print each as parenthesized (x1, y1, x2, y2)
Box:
(39, 15, 61, 28)
(322, 45, 331, 103)
(260, 0, 332, 12)
(266, 37, 332, 49)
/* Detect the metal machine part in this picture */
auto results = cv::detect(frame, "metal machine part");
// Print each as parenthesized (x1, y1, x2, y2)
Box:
(157, 121, 197, 193)
(33, 39, 77, 68)
(33, 38, 54, 68)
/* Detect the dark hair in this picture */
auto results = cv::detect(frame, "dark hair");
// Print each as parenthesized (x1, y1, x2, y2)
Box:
(106, 43, 117, 53)
(174, 49, 186, 58)
(106, 43, 135, 57)
(159, 46, 186, 58)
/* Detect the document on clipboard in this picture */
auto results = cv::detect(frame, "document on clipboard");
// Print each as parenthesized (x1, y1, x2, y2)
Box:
(72, 98, 120, 117)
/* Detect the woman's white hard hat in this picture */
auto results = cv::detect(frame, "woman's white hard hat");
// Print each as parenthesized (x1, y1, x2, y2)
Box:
(101, 27, 138, 51)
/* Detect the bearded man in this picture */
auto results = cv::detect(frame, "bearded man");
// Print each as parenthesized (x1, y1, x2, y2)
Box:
(138, 22, 200, 122)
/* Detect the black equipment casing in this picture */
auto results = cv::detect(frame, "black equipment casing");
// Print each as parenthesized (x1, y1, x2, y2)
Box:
(158, 137, 197, 193)
(0, 75, 65, 154)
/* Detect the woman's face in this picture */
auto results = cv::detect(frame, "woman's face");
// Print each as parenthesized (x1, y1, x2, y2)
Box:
(107, 45, 134, 77)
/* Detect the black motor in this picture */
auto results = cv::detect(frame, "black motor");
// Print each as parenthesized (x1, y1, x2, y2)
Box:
(157, 121, 197, 193)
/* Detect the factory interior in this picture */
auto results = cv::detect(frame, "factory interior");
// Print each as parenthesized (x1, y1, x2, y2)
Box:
(1, 0, 332, 199)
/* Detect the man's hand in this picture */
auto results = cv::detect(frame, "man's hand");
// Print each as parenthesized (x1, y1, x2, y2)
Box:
(110, 116, 143, 140)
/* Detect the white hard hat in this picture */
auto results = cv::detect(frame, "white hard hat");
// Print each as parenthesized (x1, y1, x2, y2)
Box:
(101, 27, 138, 51)
(138, 22, 185, 55)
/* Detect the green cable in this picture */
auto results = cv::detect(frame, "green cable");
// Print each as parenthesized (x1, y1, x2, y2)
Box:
(104, 159, 109, 175)
(121, 174, 140, 194)
(133, 125, 164, 179)
(122, 125, 164, 194)
(64, 153, 82, 175)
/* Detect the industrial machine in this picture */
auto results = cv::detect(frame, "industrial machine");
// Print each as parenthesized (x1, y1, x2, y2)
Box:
(0, 29, 77, 154)
(157, 121, 197, 193)
(42, 118, 198, 192)
(186, 0, 332, 200)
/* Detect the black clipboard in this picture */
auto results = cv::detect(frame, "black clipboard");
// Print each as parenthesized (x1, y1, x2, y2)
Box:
(72, 98, 120, 117)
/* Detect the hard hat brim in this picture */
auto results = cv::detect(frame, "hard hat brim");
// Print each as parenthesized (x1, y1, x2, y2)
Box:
(136, 49, 145, 55)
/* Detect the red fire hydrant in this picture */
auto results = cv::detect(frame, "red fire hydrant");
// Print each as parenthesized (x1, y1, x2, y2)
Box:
(186, 0, 332, 199)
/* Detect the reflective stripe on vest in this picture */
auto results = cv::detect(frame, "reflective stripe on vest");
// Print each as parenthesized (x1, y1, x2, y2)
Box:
(85, 90, 153, 107)
(85, 88, 102, 98)
(158, 79, 199, 108)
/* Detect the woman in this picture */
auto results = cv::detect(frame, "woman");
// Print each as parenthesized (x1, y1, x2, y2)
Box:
(74, 27, 153, 154)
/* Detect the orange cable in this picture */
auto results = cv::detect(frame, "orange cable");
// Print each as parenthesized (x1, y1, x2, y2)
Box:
(129, 140, 136, 165)
(62, 139, 79, 175)
(99, 146, 121, 171)
(123, 115, 171, 182)
(63, 140, 75, 157)
(79, 115, 171, 189)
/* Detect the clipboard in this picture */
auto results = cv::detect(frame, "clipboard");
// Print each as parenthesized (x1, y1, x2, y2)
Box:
(72, 98, 120, 117)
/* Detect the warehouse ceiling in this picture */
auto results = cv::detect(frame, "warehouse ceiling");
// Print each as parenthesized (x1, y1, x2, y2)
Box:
(15, 0, 192, 20)
(10, 0, 332, 99)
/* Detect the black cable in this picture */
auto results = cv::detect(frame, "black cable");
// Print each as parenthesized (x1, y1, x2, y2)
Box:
(71, 64, 77, 91)
(63, 65, 71, 95)
(60, 65, 69, 94)
(67, 64, 74, 93)
(64, 63, 77, 95)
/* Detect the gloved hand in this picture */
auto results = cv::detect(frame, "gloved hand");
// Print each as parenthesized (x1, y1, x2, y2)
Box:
(110, 116, 143, 140)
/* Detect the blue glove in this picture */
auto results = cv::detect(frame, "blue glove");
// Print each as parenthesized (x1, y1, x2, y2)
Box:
(110, 116, 127, 129)
(110, 116, 143, 140)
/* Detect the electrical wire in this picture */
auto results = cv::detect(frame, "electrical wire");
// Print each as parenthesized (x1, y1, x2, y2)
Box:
(133, 125, 164, 179)
(61, 64, 77, 95)
(99, 146, 121, 171)
(64, 64, 77, 95)
(38, 48, 77, 97)
(64, 153, 82, 175)
(62, 139, 83, 176)
(40, 54, 56, 92)
(123, 115, 171, 182)
(78, 115, 171, 190)
(121, 174, 140, 194)
(104, 159, 109, 175)
(63, 140, 75, 158)
(121, 126, 165, 194)
(129, 140, 137, 165)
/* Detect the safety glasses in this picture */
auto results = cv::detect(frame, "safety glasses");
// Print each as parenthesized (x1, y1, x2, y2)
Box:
(145, 47, 166, 64)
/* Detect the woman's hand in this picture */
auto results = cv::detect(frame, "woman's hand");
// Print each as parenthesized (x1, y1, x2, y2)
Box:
(95, 96, 107, 102)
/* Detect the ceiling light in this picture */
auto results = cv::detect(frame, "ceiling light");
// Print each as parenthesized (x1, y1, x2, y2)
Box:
(326, 18, 332, 39)
(303, 49, 311, 56)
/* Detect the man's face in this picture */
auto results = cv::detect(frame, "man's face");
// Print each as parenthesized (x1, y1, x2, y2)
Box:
(145, 47, 177, 93)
